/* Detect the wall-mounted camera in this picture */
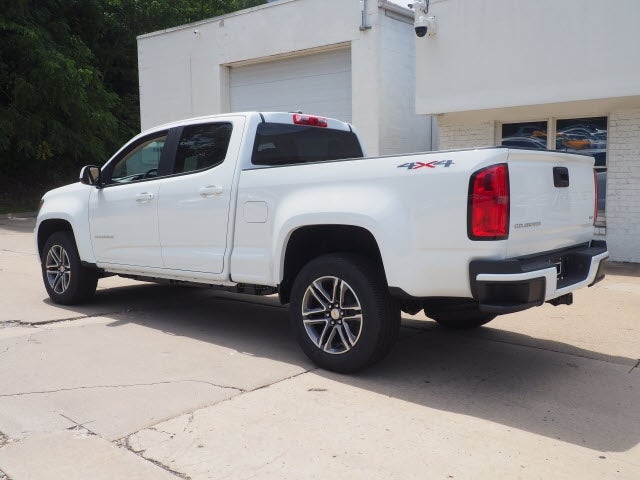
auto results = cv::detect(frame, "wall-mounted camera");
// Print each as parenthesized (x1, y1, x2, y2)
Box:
(409, 0, 437, 38)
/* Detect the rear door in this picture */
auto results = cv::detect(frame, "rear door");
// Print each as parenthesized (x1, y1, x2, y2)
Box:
(156, 117, 245, 273)
(506, 149, 596, 258)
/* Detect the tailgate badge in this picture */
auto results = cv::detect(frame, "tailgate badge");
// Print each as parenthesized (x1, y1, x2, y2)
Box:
(513, 221, 542, 229)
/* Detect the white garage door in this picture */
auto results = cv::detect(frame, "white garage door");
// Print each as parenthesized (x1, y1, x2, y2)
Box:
(230, 48, 352, 123)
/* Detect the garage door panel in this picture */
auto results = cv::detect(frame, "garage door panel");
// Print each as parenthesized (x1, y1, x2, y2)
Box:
(230, 49, 352, 123)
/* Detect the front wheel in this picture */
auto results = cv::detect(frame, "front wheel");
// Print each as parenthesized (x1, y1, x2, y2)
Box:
(41, 231, 98, 305)
(290, 254, 400, 373)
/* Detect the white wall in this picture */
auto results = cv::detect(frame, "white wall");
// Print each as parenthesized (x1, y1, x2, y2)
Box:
(138, 0, 380, 151)
(138, 0, 361, 122)
(138, 0, 428, 157)
(378, 9, 430, 155)
(415, 0, 640, 115)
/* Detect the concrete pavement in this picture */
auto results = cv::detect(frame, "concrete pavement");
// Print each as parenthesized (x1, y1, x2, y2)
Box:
(0, 215, 638, 479)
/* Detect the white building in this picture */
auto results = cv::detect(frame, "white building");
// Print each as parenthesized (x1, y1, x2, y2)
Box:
(137, 0, 431, 157)
(415, 0, 640, 262)
(137, 0, 639, 263)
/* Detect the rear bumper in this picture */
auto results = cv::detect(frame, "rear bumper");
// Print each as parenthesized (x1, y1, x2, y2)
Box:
(469, 241, 609, 314)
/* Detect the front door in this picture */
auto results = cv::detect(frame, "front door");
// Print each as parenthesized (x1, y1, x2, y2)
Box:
(89, 131, 170, 268)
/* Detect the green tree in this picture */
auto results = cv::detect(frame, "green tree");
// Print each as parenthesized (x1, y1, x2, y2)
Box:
(0, 0, 265, 211)
(0, 0, 118, 182)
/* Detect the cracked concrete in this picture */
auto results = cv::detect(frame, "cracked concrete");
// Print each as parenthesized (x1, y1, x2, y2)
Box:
(122, 435, 192, 480)
(0, 431, 181, 480)
(1, 211, 639, 479)
(0, 380, 245, 399)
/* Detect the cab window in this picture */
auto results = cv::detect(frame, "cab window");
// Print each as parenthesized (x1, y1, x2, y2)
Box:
(109, 134, 167, 184)
(173, 123, 233, 174)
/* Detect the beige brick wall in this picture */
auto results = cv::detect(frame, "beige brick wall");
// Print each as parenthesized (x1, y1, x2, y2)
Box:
(606, 109, 640, 262)
(437, 119, 495, 150)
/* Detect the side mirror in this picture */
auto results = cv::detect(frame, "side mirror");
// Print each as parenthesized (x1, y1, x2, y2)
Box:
(79, 165, 101, 187)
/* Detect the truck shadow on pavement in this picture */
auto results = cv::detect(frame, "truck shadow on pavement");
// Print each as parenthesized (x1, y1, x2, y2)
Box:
(47, 283, 639, 453)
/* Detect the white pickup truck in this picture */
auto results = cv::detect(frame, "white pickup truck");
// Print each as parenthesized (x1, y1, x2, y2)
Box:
(35, 112, 608, 372)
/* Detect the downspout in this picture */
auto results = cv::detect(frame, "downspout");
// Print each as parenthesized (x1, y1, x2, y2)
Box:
(360, 0, 372, 30)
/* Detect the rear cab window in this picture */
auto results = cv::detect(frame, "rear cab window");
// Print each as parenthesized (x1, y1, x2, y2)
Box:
(173, 123, 233, 174)
(251, 123, 363, 166)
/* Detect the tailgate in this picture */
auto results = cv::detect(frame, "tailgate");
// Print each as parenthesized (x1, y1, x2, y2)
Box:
(506, 149, 596, 258)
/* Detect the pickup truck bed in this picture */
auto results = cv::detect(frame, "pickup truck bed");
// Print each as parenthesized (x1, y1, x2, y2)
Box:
(35, 112, 608, 372)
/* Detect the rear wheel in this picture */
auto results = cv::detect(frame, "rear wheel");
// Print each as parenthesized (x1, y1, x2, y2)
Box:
(290, 254, 399, 373)
(41, 231, 98, 305)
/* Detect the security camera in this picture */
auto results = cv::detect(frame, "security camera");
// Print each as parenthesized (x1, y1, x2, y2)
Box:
(415, 16, 428, 37)
(409, 0, 436, 38)
(416, 15, 436, 37)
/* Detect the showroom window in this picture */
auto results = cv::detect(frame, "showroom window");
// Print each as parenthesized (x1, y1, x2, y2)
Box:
(501, 121, 548, 150)
(501, 117, 607, 226)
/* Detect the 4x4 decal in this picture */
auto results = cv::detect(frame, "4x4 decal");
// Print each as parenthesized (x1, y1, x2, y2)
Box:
(398, 160, 454, 170)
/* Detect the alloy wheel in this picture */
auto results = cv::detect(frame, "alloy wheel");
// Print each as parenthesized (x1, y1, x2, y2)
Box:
(45, 245, 71, 294)
(301, 276, 363, 354)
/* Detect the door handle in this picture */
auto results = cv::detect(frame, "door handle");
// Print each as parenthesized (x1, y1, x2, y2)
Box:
(199, 185, 223, 197)
(135, 192, 155, 203)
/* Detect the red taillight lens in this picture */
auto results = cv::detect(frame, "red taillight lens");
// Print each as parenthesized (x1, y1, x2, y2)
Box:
(468, 163, 510, 240)
(593, 169, 598, 225)
(293, 114, 327, 127)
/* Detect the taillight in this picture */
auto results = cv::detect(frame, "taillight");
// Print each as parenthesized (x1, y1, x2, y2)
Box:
(593, 169, 598, 225)
(293, 114, 327, 127)
(468, 163, 510, 240)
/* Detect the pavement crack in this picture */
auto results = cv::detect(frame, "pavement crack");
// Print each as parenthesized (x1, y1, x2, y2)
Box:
(1, 307, 177, 329)
(0, 431, 8, 447)
(0, 321, 36, 330)
(0, 380, 244, 398)
(0, 468, 12, 480)
(120, 436, 191, 480)
(0, 315, 108, 328)
(147, 427, 176, 440)
(247, 368, 317, 394)
(116, 370, 316, 480)
(628, 359, 640, 374)
(59, 413, 98, 436)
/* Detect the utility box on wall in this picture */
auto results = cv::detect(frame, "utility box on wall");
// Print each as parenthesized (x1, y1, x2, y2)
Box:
(137, 0, 431, 157)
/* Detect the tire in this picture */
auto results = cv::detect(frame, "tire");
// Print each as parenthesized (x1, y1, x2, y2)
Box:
(290, 253, 400, 373)
(426, 303, 496, 330)
(41, 231, 98, 305)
